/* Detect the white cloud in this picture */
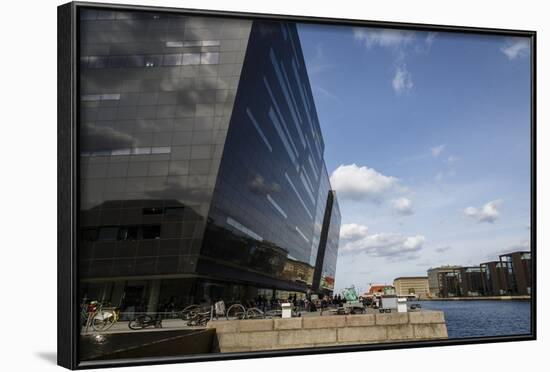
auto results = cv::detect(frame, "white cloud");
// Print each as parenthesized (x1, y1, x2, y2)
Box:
(330, 163, 399, 201)
(391, 197, 414, 215)
(339, 223, 426, 259)
(464, 200, 502, 223)
(501, 38, 530, 60)
(431, 144, 445, 157)
(425, 32, 437, 47)
(446, 155, 459, 164)
(392, 64, 413, 94)
(353, 28, 415, 49)
(340, 223, 369, 241)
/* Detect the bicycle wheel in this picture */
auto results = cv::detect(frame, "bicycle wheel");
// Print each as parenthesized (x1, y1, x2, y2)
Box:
(181, 305, 201, 321)
(196, 314, 210, 326)
(246, 308, 264, 319)
(91, 310, 114, 332)
(226, 304, 246, 320)
(265, 309, 282, 318)
(129, 315, 150, 330)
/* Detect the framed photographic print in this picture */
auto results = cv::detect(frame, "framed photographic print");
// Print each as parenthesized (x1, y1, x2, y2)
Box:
(58, 1, 536, 369)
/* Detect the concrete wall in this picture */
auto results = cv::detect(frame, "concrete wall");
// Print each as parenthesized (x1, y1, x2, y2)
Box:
(207, 311, 447, 353)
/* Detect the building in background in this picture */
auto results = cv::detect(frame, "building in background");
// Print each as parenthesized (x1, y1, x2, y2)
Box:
(499, 252, 532, 295)
(480, 261, 510, 296)
(365, 284, 395, 297)
(438, 270, 462, 297)
(429, 250, 532, 298)
(78, 9, 340, 312)
(427, 266, 463, 297)
(458, 267, 484, 296)
(393, 277, 429, 298)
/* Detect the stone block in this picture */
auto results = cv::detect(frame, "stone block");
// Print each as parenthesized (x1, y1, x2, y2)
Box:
(218, 331, 279, 349)
(413, 324, 448, 339)
(207, 320, 238, 334)
(345, 314, 375, 327)
(337, 326, 387, 343)
(408, 311, 445, 324)
(274, 317, 303, 330)
(303, 315, 345, 329)
(375, 312, 409, 325)
(238, 318, 273, 332)
(278, 328, 337, 346)
(387, 324, 415, 340)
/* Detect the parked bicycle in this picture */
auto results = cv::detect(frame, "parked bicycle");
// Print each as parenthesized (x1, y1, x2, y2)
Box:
(128, 315, 162, 330)
(83, 301, 120, 332)
(226, 303, 288, 320)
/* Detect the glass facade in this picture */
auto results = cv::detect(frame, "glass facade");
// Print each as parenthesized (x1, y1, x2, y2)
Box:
(200, 20, 331, 295)
(78, 10, 340, 311)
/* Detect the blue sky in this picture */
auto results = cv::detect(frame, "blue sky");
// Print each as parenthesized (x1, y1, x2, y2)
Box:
(297, 24, 531, 293)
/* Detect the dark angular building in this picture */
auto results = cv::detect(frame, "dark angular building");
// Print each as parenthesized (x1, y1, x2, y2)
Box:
(78, 9, 340, 312)
(439, 267, 484, 297)
(438, 270, 462, 297)
(458, 267, 484, 296)
(499, 252, 532, 295)
(480, 261, 510, 296)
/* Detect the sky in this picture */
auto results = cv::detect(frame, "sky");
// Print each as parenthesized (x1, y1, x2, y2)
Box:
(297, 24, 532, 293)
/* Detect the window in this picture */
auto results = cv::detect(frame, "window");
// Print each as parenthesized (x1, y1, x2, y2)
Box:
(97, 227, 119, 241)
(144, 55, 163, 67)
(108, 55, 127, 68)
(182, 53, 201, 65)
(88, 56, 108, 69)
(163, 54, 182, 66)
(101, 93, 121, 101)
(295, 226, 309, 243)
(151, 146, 171, 154)
(246, 107, 272, 152)
(132, 147, 151, 155)
(81, 228, 98, 242)
(118, 226, 139, 241)
(267, 194, 287, 218)
(111, 148, 131, 156)
(164, 207, 186, 217)
(201, 52, 219, 65)
(202, 40, 220, 46)
(166, 41, 184, 48)
(127, 55, 145, 67)
(226, 217, 263, 241)
(183, 41, 202, 47)
(142, 225, 161, 239)
(142, 207, 163, 215)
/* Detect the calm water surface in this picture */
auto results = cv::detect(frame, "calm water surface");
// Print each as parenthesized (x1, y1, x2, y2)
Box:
(413, 300, 531, 338)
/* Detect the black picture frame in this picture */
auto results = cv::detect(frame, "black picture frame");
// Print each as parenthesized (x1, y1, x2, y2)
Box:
(58, 1, 537, 369)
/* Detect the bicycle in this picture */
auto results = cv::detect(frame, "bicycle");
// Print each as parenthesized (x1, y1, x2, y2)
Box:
(128, 314, 162, 330)
(180, 304, 202, 321)
(88, 302, 120, 332)
(185, 307, 216, 326)
(226, 303, 287, 320)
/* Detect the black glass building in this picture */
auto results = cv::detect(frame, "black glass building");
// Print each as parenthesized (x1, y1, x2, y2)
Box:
(78, 9, 340, 312)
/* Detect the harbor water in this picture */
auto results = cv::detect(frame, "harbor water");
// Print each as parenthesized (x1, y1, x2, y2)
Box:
(414, 300, 531, 338)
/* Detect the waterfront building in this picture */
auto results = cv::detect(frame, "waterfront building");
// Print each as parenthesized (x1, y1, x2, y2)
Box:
(427, 266, 462, 297)
(438, 270, 462, 297)
(480, 261, 510, 296)
(393, 277, 430, 298)
(367, 284, 395, 296)
(499, 252, 532, 295)
(78, 9, 341, 312)
(438, 267, 484, 297)
(458, 267, 484, 296)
